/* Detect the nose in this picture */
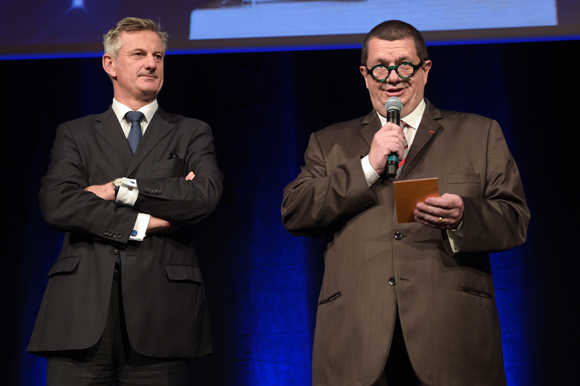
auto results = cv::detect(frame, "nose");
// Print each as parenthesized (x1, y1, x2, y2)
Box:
(144, 54, 157, 70)
(386, 69, 402, 84)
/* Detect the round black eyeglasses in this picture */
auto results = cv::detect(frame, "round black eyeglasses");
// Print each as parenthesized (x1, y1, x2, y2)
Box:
(365, 61, 424, 82)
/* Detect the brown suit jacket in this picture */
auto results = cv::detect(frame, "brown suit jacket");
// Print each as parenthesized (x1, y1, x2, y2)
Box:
(282, 100, 530, 386)
(28, 107, 223, 358)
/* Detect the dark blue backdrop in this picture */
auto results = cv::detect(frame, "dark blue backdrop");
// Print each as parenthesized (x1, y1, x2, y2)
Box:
(1, 40, 578, 385)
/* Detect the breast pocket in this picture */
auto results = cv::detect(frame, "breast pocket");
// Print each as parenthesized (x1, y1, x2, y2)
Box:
(151, 159, 185, 178)
(445, 173, 481, 197)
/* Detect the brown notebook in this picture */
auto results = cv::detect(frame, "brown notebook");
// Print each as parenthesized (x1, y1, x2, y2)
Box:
(393, 178, 439, 223)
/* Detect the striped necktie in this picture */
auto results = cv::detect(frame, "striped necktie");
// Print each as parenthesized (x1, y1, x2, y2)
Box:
(396, 121, 409, 179)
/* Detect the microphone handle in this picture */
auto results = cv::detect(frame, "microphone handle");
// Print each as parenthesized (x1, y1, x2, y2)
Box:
(386, 109, 400, 178)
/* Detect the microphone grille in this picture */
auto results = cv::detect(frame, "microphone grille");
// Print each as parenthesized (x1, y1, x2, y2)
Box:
(384, 97, 403, 112)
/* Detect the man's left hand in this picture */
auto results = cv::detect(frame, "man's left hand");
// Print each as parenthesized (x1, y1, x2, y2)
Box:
(84, 182, 116, 201)
(414, 193, 464, 229)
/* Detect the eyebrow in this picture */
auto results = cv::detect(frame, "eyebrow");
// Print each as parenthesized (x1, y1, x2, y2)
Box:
(127, 48, 164, 56)
(371, 54, 415, 66)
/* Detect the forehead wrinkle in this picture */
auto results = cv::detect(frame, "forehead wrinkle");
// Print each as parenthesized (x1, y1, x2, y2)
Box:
(367, 38, 419, 66)
(375, 52, 413, 65)
(369, 51, 415, 67)
(120, 31, 164, 52)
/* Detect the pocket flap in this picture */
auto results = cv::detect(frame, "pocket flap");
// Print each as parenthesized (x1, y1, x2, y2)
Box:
(165, 265, 203, 283)
(47, 256, 81, 277)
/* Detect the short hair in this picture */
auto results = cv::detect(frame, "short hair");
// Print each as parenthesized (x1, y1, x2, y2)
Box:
(103, 17, 168, 58)
(361, 20, 428, 66)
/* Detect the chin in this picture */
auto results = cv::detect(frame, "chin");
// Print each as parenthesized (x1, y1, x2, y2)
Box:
(139, 86, 160, 95)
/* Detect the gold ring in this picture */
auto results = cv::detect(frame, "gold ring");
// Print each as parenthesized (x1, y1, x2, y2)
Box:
(438, 217, 442, 224)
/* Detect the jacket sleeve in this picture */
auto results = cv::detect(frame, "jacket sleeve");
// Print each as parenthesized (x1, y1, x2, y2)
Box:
(132, 120, 223, 224)
(458, 120, 530, 253)
(39, 122, 139, 245)
(281, 131, 377, 237)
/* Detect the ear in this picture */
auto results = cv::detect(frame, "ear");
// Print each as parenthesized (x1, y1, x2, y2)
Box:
(102, 54, 117, 78)
(422, 60, 432, 85)
(360, 66, 370, 90)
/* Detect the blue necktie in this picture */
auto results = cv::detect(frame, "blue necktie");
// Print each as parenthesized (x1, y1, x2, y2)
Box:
(126, 111, 145, 154)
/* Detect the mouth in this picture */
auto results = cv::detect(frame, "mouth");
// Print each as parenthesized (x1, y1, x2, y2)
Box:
(383, 87, 405, 97)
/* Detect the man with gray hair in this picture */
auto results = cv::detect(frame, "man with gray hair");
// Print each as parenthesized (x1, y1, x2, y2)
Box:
(28, 17, 223, 385)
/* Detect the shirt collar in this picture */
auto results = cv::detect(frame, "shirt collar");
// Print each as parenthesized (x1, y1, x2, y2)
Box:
(112, 99, 159, 125)
(377, 99, 426, 129)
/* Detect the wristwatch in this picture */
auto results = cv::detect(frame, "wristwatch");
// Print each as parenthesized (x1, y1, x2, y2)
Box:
(113, 178, 123, 192)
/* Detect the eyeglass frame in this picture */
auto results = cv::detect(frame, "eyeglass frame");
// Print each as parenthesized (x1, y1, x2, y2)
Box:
(365, 61, 425, 82)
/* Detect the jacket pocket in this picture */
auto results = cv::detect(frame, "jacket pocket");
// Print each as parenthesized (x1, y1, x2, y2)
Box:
(151, 159, 185, 178)
(318, 291, 342, 306)
(165, 265, 203, 283)
(460, 286, 493, 300)
(446, 173, 481, 197)
(47, 256, 81, 277)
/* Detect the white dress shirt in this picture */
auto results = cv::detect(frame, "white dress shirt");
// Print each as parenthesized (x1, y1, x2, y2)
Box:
(111, 99, 159, 241)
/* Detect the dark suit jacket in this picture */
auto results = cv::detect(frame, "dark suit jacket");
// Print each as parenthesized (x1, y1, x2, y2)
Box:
(282, 100, 530, 386)
(28, 106, 223, 358)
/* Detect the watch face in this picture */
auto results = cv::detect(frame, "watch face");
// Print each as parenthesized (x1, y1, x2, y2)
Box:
(113, 178, 123, 190)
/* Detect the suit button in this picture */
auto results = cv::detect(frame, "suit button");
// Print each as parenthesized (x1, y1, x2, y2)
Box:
(388, 277, 396, 286)
(394, 232, 403, 241)
(110, 248, 119, 255)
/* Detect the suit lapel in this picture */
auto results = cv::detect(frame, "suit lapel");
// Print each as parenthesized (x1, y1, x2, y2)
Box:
(127, 107, 175, 177)
(399, 99, 442, 179)
(94, 107, 133, 169)
(358, 105, 443, 180)
(359, 110, 381, 149)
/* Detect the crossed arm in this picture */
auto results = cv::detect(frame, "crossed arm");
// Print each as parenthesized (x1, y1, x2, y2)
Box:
(84, 172, 196, 233)
(40, 119, 223, 244)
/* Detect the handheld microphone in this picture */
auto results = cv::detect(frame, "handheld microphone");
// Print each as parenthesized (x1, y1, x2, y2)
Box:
(384, 97, 403, 178)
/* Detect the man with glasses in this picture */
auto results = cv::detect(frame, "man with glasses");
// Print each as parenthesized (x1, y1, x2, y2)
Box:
(282, 20, 529, 386)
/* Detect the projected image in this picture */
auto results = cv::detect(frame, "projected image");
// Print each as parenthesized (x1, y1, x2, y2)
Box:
(189, 0, 558, 39)
(0, 0, 577, 58)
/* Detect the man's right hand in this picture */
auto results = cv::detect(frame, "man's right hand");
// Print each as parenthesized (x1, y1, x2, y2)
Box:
(368, 122, 405, 176)
(147, 216, 180, 233)
(144, 172, 196, 234)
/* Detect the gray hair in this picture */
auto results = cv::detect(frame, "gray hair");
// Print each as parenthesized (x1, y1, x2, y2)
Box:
(103, 17, 168, 58)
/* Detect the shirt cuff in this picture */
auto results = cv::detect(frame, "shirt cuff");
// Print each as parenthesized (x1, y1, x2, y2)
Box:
(446, 220, 464, 253)
(116, 177, 139, 207)
(361, 155, 380, 187)
(129, 213, 150, 241)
